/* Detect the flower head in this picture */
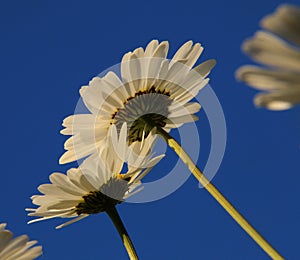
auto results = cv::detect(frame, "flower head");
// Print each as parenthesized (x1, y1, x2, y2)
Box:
(236, 4, 300, 110)
(60, 39, 215, 164)
(0, 223, 42, 259)
(27, 124, 164, 229)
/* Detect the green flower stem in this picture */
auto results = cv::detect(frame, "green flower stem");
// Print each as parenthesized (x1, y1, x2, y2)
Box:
(106, 206, 139, 260)
(156, 126, 283, 260)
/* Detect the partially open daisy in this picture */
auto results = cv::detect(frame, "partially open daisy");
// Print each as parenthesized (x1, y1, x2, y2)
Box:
(0, 223, 42, 260)
(27, 123, 164, 229)
(60, 39, 215, 164)
(236, 4, 300, 110)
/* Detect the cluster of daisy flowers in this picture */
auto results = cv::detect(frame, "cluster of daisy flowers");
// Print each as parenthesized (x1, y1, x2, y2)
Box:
(22, 29, 289, 258)
(3, 4, 295, 258)
(27, 39, 215, 226)
(23, 39, 216, 259)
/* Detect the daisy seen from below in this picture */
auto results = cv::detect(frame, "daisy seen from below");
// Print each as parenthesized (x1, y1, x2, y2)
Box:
(236, 4, 300, 110)
(59, 39, 283, 259)
(0, 223, 42, 260)
(59, 39, 216, 164)
(27, 123, 164, 259)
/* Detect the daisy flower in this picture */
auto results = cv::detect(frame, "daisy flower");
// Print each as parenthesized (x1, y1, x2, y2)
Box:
(236, 4, 300, 110)
(60, 39, 216, 164)
(0, 223, 42, 260)
(26, 123, 164, 229)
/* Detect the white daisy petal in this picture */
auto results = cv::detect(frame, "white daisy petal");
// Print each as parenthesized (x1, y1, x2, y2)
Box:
(171, 41, 203, 68)
(0, 235, 29, 257)
(174, 78, 209, 104)
(103, 72, 128, 103)
(184, 43, 204, 68)
(118, 122, 128, 162)
(140, 154, 165, 169)
(236, 65, 300, 91)
(145, 40, 159, 56)
(242, 31, 300, 73)
(121, 53, 136, 97)
(172, 40, 193, 61)
(194, 59, 216, 78)
(152, 41, 169, 58)
(38, 183, 83, 198)
(0, 224, 42, 260)
(8, 244, 42, 260)
(56, 215, 89, 229)
(166, 61, 190, 86)
(129, 54, 142, 92)
(0, 223, 7, 231)
(0, 231, 13, 251)
(27, 212, 74, 225)
(169, 102, 201, 118)
(133, 47, 144, 58)
(254, 90, 300, 110)
(168, 114, 198, 126)
(61, 114, 98, 134)
(80, 80, 106, 113)
(261, 4, 300, 47)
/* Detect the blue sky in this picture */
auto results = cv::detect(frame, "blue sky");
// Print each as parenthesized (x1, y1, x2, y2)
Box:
(1, 0, 300, 259)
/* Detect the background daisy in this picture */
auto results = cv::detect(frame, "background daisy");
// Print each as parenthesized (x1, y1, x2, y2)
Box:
(236, 4, 300, 110)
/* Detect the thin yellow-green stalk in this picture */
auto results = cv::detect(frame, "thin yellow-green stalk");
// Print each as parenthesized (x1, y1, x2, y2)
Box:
(156, 126, 283, 260)
(106, 206, 139, 260)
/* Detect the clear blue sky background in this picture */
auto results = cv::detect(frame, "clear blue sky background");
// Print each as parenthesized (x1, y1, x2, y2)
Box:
(1, 0, 300, 259)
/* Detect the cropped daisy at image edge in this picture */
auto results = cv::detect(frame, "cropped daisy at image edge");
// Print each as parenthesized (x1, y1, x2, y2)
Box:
(236, 4, 300, 110)
(0, 223, 42, 260)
